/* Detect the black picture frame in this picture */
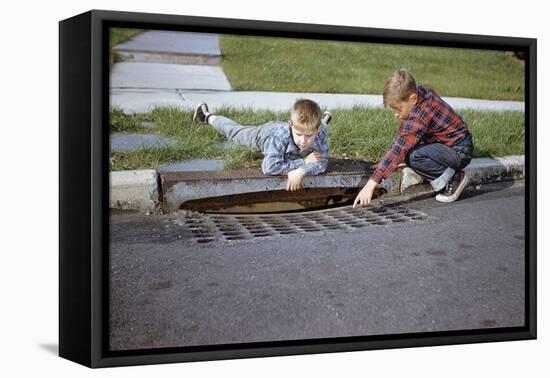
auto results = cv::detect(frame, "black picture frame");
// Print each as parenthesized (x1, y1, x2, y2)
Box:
(59, 9, 537, 368)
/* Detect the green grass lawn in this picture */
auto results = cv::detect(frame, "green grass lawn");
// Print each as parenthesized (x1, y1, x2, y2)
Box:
(220, 35, 524, 101)
(110, 108, 153, 133)
(109, 107, 524, 171)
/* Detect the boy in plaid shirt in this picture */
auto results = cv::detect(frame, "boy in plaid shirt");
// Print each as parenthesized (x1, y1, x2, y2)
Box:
(193, 99, 331, 191)
(354, 69, 474, 206)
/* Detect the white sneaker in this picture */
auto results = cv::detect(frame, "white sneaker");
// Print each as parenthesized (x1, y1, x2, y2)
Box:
(435, 171, 470, 203)
(322, 111, 332, 125)
(192, 103, 210, 124)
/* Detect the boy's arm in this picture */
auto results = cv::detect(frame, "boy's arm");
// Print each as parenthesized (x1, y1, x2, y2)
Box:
(301, 126, 329, 176)
(261, 136, 304, 175)
(353, 178, 378, 207)
(354, 118, 425, 207)
(370, 112, 428, 184)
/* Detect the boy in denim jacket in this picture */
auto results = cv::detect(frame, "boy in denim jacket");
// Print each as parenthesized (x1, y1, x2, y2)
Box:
(193, 99, 331, 191)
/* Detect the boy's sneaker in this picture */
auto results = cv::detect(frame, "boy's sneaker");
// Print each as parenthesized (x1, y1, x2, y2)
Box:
(322, 111, 332, 125)
(193, 103, 210, 124)
(435, 170, 470, 203)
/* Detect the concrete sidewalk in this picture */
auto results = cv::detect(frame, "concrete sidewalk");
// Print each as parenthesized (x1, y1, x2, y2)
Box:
(110, 63, 231, 91)
(110, 31, 525, 114)
(115, 30, 223, 65)
(111, 89, 525, 114)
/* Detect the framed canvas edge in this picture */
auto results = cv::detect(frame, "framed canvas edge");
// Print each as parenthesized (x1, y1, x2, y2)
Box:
(58, 9, 537, 368)
(92, 329, 535, 368)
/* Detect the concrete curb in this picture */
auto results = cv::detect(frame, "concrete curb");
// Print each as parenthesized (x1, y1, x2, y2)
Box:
(110, 170, 158, 212)
(161, 173, 370, 214)
(396, 155, 525, 194)
(465, 155, 525, 184)
(109, 155, 525, 213)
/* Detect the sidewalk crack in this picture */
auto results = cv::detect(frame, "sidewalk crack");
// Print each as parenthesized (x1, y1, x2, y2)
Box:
(176, 89, 186, 102)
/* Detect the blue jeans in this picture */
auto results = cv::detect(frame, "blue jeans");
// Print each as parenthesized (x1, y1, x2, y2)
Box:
(405, 133, 474, 191)
(212, 116, 285, 150)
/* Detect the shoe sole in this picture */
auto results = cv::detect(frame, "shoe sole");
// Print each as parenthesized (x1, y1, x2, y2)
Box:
(322, 111, 332, 125)
(435, 174, 470, 203)
(192, 103, 208, 123)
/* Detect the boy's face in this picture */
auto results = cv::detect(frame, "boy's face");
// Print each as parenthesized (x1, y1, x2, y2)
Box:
(388, 93, 418, 121)
(289, 123, 318, 150)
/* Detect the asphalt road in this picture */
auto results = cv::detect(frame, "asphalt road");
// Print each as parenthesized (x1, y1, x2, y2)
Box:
(109, 182, 526, 351)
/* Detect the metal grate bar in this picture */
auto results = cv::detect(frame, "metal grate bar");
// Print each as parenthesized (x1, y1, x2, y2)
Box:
(175, 204, 429, 244)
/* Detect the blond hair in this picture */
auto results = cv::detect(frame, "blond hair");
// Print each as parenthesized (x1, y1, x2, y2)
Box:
(383, 69, 417, 107)
(290, 99, 322, 133)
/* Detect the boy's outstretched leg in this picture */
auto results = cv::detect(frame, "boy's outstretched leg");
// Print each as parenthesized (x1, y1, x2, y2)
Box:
(192, 102, 274, 149)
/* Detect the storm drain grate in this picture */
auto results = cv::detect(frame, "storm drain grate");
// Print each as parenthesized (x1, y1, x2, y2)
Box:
(177, 204, 429, 244)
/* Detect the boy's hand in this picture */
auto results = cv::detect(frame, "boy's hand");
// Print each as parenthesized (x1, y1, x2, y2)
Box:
(304, 152, 322, 164)
(286, 168, 306, 191)
(353, 179, 378, 208)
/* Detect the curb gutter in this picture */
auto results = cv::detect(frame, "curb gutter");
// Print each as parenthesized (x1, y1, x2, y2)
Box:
(109, 155, 525, 213)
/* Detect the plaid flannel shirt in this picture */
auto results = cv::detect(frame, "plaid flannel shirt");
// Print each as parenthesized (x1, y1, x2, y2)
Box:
(371, 86, 470, 184)
(261, 123, 329, 176)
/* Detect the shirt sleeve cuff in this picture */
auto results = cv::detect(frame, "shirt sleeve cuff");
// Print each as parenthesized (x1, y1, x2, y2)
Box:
(288, 158, 305, 171)
(303, 161, 326, 176)
(302, 163, 316, 176)
(370, 170, 383, 184)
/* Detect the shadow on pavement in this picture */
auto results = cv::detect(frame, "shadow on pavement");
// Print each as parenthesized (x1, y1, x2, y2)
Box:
(38, 343, 58, 356)
(459, 180, 518, 201)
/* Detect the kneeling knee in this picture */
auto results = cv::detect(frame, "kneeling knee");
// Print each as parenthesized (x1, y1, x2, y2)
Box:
(406, 149, 423, 168)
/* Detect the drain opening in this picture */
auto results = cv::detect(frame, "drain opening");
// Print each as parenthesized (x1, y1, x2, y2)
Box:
(177, 189, 429, 243)
(180, 187, 371, 214)
(226, 236, 250, 241)
(196, 238, 215, 243)
(391, 218, 407, 223)
(183, 204, 430, 243)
